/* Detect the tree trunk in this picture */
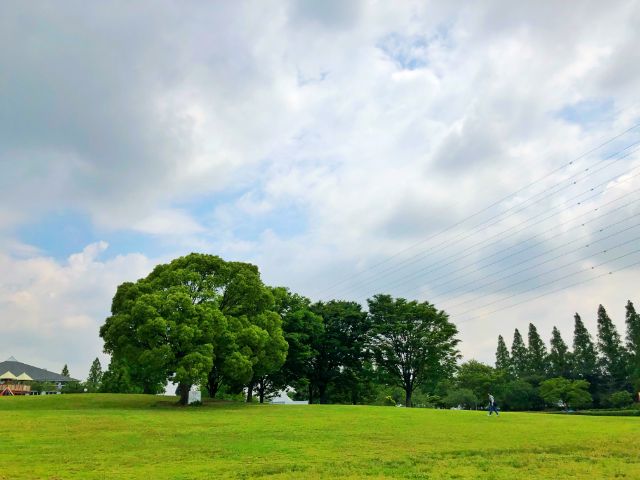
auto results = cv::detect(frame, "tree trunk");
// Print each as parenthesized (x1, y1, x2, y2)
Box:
(177, 382, 191, 405)
(319, 384, 328, 404)
(246, 379, 254, 403)
(308, 383, 314, 404)
(405, 389, 412, 408)
(258, 378, 266, 404)
(207, 368, 221, 398)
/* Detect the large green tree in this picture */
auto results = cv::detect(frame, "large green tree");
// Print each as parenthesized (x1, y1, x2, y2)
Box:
(308, 300, 369, 404)
(596, 304, 627, 392)
(100, 253, 286, 405)
(254, 288, 324, 403)
(625, 300, 640, 390)
(548, 326, 571, 379)
(526, 323, 548, 376)
(368, 294, 459, 407)
(510, 329, 527, 378)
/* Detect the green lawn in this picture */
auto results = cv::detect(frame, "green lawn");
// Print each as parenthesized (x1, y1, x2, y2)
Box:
(1, 394, 638, 479)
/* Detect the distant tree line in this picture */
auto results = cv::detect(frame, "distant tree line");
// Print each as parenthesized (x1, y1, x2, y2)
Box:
(474, 301, 639, 410)
(97, 253, 460, 406)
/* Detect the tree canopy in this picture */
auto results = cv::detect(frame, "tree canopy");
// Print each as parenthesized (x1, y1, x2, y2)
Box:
(100, 253, 286, 404)
(368, 294, 459, 407)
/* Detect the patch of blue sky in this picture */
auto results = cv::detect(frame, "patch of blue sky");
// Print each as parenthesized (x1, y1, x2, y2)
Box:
(18, 210, 96, 259)
(377, 32, 429, 70)
(232, 204, 308, 240)
(556, 97, 615, 128)
(182, 191, 309, 242)
(17, 210, 168, 261)
(377, 25, 453, 71)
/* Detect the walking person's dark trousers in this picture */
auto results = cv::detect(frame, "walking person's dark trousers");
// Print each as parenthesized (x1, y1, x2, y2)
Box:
(489, 404, 499, 415)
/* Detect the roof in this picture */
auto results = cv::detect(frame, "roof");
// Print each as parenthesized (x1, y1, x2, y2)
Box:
(1, 371, 17, 380)
(16, 373, 33, 381)
(0, 358, 76, 383)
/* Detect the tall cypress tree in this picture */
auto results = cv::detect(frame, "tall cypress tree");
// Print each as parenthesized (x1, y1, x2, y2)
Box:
(511, 328, 528, 378)
(495, 335, 511, 374)
(527, 323, 548, 376)
(548, 326, 571, 378)
(86, 358, 103, 392)
(626, 300, 640, 390)
(572, 313, 597, 381)
(597, 304, 627, 392)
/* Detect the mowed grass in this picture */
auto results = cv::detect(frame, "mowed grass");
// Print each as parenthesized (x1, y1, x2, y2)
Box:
(1, 395, 639, 479)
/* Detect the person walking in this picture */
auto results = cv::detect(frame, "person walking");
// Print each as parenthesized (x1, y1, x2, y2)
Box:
(488, 393, 499, 416)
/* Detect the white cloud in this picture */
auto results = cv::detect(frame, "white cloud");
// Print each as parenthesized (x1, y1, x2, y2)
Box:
(0, 243, 155, 379)
(1, 0, 640, 368)
(133, 209, 205, 236)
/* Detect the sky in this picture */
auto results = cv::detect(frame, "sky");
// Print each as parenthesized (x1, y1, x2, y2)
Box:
(1, 0, 640, 380)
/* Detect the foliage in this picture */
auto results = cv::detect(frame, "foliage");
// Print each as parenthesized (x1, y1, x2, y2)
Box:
(548, 326, 571, 378)
(30, 381, 57, 393)
(443, 388, 478, 409)
(625, 301, 640, 390)
(596, 304, 628, 392)
(368, 294, 459, 407)
(100, 357, 142, 394)
(382, 395, 397, 406)
(510, 328, 527, 378)
(455, 360, 503, 402)
(61, 381, 85, 393)
(61, 364, 70, 377)
(264, 287, 324, 402)
(609, 390, 633, 408)
(500, 379, 540, 411)
(308, 300, 370, 404)
(539, 377, 592, 410)
(526, 323, 548, 376)
(100, 253, 286, 405)
(495, 335, 511, 374)
(572, 313, 598, 381)
(86, 358, 103, 392)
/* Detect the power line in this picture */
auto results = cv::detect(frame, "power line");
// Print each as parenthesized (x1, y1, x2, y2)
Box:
(313, 122, 640, 298)
(389, 183, 640, 296)
(407, 201, 640, 297)
(345, 161, 640, 298)
(455, 255, 640, 325)
(445, 233, 640, 312)
(425, 212, 640, 306)
(322, 142, 640, 300)
(452, 246, 640, 319)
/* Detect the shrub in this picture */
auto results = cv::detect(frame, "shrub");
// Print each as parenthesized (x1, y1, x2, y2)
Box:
(383, 396, 397, 406)
(443, 388, 478, 409)
(609, 391, 633, 408)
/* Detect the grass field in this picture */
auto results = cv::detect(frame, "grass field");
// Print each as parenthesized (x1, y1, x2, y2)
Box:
(1, 394, 639, 479)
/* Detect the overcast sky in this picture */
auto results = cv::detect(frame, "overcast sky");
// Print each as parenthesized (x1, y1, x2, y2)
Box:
(2, 0, 639, 380)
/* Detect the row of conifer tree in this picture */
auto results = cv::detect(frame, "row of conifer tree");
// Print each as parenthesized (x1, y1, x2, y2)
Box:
(495, 300, 640, 404)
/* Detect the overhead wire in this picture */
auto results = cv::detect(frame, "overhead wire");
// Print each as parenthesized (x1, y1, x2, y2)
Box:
(321, 141, 640, 300)
(444, 233, 640, 313)
(418, 211, 640, 304)
(454, 254, 640, 325)
(313, 122, 640, 299)
(341, 154, 640, 298)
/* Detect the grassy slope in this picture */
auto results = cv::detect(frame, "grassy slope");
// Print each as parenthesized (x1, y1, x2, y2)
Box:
(1, 394, 639, 479)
